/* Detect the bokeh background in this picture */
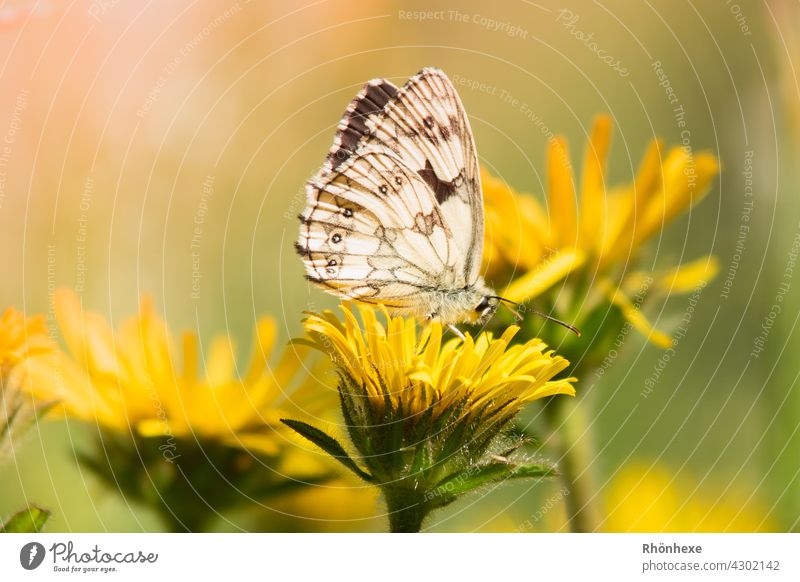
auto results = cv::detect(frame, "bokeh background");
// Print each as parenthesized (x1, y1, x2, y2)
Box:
(1, 0, 799, 531)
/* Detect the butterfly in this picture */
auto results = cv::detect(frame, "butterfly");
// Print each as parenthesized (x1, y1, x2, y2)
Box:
(296, 68, 580, 337)
(295, 67, 501, 332)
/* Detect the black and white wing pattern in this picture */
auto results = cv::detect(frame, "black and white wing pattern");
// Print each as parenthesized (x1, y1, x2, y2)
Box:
(297, 68, 486, 320)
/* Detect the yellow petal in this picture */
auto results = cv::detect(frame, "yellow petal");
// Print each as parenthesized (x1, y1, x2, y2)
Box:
(599, 187, 635, 264)
(245, 317, 276, 385)
(502, 248, 586, 303)
(55, 290, 117, 378)
(136, 417, 171, 438)
(227, 432, 281, 456)
(527, 379, 577, 399)
(23, 353, 122, 428)
(182, 332, 199, 387)
(634, 139, 665, 200)
(547, 137, 577, 246)
(619, 271, 655, 299)
(635, 149, 719, 247)
(205, 335, 236, 387)
(580, 115, 612, 252)
(137, 296, 175, 391)
(601, 140, 665, 267)
(601, 280, 673, 349)
(481, 167, 548, 276)
(657, 255, 719, 294)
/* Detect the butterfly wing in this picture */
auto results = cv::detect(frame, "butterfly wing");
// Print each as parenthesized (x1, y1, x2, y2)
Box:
(298, 68, 484, 313)
(317, 77, 400, 177)
(298, 150, 461, 313)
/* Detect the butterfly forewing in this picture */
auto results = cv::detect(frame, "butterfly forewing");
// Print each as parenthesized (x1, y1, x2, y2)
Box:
(318, 78, 399, 177)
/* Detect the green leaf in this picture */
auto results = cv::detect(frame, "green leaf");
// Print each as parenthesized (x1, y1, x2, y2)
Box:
(1, 506, 50, 533)
(428, 461, 557, 507)
(281, 419, 374, 483)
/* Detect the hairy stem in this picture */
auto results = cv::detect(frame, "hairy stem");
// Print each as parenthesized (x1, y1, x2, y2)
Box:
(383, 488, 427, 533)
(544, 395, 602, 533)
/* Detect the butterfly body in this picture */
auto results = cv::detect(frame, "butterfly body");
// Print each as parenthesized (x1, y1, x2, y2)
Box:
(296, 68, 497, 326)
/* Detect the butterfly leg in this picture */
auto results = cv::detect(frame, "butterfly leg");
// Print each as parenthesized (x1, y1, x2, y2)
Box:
(447, 324, 466, 341)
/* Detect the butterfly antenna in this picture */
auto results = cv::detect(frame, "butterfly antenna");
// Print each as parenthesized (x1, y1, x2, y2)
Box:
(490, 296, 581, 337)
(489, 295, 523, 321)
(528, 308, 581, 337)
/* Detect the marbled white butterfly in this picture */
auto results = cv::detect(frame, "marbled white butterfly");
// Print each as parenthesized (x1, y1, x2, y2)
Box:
(296, 68, 571, 335)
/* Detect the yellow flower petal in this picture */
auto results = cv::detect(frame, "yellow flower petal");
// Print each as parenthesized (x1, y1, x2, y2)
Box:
(601, 280, 673, 349)
(580, 115, 612, 253)
(136, 417, 171, 438)
(227, 432, 281, 456)
(19, 289, 326, 455)
(0, 308, 50, 370)
(483, 117, 720, 289)
(602, 139, 666, 266)
(634, 139, 665, 199)
(205, 335, 236, 388)
(502, 248, 586, 303)
(657, 255, 719, 294)
(547, 137, 578, 247)
(635, 149, 719, 247)
(245, 317, 276, 384)
(302, 304, 574, 423)
(1, 309, 56, 459)
(605, 461, 778, 532)
(481, 167, 549, 277)
(55, 290, 118, 379)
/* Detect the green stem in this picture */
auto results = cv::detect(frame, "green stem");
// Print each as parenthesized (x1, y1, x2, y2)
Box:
(383, 488, 427, 533)
(544, 395, 601, 533)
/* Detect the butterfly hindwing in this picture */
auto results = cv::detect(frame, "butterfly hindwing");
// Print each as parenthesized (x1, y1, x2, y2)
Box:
(365, 68, 484, 285)
(298, 150, 462, 313)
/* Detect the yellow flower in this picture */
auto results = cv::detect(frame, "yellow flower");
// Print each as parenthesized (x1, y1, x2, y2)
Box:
(481, 115, 720, 347)
(269, 476, 383, 532)
(302, 303, 575, 426)
(286, 303, 576, 531)
(604, 462, 777, 532)
(24, 289, 323, 455)
(485, 116, 719, 274)
(0, 308, 50, 375)
(0, 308, 53, 462)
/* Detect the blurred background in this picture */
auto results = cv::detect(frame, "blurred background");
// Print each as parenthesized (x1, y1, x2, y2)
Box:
(1, 0, 798, 531)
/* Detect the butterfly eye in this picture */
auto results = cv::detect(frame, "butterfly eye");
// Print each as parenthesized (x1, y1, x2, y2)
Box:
(379, 185, 388, 195)
(394, 176, 403, 186)
(343, 208, 353, 218)
(475, 296, 492, 313)
(327, 259, 337, 266)
(331, 233, 342, 244)
(423, 115, 434, 129)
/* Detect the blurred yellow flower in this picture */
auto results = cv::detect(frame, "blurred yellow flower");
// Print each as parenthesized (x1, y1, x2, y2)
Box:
(1, 308, 52, 462)
(481, 115, 720, 347)
(269, 477, 382, 532)
(484, 115, 719, 277)
(24, 289, 323, 455)
(0, 308, 50, 375)
(605, 462, 776, 532)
